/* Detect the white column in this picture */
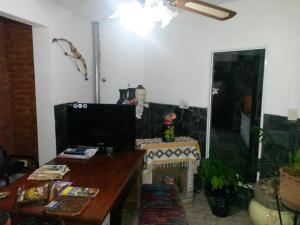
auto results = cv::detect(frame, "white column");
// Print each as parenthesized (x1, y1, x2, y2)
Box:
(186, 162, 194, 198)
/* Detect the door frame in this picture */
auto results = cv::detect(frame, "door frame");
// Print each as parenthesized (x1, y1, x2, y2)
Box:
(205, 47, 269, 180)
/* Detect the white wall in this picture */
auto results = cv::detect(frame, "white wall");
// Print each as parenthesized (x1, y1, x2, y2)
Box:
(5, 0, 296, 163)
(99, 20, 144, 103)
(143, 0, 300, 117)
(100, 0, 300, 118)
(0, 0, 94, 164)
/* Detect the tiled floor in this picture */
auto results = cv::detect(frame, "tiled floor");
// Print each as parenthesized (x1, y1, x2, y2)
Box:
(123, 192, 252, 225)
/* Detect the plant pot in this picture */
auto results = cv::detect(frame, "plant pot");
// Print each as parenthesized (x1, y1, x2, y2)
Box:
(279, 167, 300, 211)
(249, 199, 294, 225)
(206, 194, 231, 217)
(253, 178, 279, 210)
(204, 184, 235, 217)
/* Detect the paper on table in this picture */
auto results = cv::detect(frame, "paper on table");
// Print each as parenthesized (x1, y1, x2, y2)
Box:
(58, 148, 98, 159)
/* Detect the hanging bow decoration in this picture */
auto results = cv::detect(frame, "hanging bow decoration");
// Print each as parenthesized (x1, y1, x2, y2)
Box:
(52, 38, 88, 80)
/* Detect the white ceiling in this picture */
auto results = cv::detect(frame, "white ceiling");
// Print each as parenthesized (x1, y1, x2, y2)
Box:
(50, 0, 240, 21)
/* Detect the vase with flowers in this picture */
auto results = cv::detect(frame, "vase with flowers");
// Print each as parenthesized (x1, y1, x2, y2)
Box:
(162, 112, 176, 142)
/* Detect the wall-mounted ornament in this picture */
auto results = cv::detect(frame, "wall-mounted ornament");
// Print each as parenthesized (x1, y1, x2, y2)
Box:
(52, 38, 88, 80)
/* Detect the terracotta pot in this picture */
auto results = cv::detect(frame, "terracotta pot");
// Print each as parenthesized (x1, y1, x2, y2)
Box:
(249, 199, 294, 225)
(279, 167, 300, 211)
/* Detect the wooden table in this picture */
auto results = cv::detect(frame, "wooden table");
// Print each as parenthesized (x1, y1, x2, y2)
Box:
(0, 151, 145, 225)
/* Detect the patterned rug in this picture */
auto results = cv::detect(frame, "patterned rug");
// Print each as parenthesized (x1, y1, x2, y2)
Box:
(140, 184, 188, 225)
(139, 208, 188, 225)
(141, 184, 182, 209)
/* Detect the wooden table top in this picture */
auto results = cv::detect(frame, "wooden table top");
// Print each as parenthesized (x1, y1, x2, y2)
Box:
(0, 150, 145, 224)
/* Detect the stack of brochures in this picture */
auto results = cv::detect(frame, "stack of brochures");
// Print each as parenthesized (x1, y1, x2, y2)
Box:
(59, 186, 99, 198)
(53, 181, 73, 192)
(28, 165, 70, 180)
(44, 185, 100, 216)
(17, 183, 50, 205)
(57, 147, 98, 159)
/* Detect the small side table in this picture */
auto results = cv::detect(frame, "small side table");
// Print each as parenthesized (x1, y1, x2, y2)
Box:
(136, 137, 201, 200)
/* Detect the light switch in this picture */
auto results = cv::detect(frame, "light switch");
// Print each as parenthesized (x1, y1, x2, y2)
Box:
(288, 108, 298, 121)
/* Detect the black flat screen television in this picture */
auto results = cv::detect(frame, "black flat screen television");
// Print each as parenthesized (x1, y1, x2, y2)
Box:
(60, 103, 136, 152)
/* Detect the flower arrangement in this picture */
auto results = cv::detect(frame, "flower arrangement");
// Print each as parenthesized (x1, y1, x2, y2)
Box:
(163, 112, 176, 125)
(162, 112, 176, 142)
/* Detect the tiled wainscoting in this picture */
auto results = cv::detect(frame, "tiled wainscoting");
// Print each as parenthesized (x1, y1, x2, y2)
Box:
(262, 114, 300, 176)
(136, 102, 207, 154)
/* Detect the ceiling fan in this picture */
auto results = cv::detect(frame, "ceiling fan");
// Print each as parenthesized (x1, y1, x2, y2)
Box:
(166, 0, 236, 20)
(141, 0, 237, 21)
(110, 0, 236, 36)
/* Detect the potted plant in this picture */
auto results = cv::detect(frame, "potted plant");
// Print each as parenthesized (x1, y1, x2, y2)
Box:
(199, 150, 240, 217)
(162, 112, 176, 142)
(248, 127, 294, 225)
(279, 148, 300, 211)
(249, 178, 294, 225)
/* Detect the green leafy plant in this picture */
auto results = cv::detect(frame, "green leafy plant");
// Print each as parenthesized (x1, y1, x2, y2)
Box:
(163, 126, 175, 140)
(199, 150, 240, 190)
(287, 149, 300, 176)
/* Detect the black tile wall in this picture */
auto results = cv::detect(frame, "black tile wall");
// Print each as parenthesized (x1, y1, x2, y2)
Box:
(261, 114, 300, 177)
(136, 102, 207, 152)
(263, 114, 300, 150)
(136, 107, 300, 180)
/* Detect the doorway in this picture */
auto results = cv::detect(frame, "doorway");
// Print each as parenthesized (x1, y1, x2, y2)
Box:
(208, 49, 265, 181)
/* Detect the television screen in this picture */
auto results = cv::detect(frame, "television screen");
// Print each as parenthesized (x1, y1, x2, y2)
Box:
(66, 103, 136, 150)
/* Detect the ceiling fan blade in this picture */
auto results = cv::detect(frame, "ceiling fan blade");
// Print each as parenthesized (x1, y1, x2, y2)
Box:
(173, 0, 236, 20)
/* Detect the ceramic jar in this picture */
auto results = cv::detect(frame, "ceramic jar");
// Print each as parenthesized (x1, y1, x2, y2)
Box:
(116, 89, 128, 104)
(135, 85, 146, 106)
(249, 199, 294, 225)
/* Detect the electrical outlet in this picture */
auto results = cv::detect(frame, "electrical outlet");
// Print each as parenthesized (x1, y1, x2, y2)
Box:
(288, 108, 298, 121)
(179, 100, 189, 109)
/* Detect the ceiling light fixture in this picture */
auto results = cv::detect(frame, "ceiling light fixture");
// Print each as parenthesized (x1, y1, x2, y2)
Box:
(110, 0, 236, 36)
(110, 0, 177, 36)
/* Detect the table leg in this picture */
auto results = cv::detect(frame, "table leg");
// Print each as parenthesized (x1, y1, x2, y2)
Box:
(111, 170, 139, 225)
